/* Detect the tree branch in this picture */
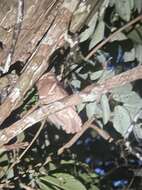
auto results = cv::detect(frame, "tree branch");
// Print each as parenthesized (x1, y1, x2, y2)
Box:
(0, 0, 80, 125)
(86, 14, 142, 59)
(57, 117, 95, 155)
(0, 65, 142, 146)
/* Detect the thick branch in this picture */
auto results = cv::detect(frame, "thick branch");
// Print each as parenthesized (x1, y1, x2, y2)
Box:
(0, 0, 80, 125)
(0, 65, 142, 146)
(0, 0, 99, 126)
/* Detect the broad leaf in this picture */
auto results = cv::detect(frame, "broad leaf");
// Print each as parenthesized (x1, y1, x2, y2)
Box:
(53, 173, 86, 190)
(89, 20, 105, 50)
(77, 103, 86, 113)
(127, 25, 142, 44)
(112, 83, 133, 101)
(112, 87, 142, 118)
(123, 48, 135, 62)
(90, 185, 100, 190)
(98, 70, 115, 83)
(7, 168, 14, 179)
(36, 179, 56, 190)
(78, 73, 88, 80)
(135, 44, 142, 64)
(110, 31, 127, 42)
(71, 79, 81, 89)
(123, 92, 142, 117)
(86, 102, 97, 119)
(133, 124, 142, 140)
(80, 12, 98, 42)
(0, 153, 9, 178)
(109, 0, 115, 6)
(100, 94, 110, 124)
(115, 0, 133, 21)
(134, 0, 142, 13)
(90, 70, 104, 81)
(40, 175, 64, 190)
(86, 102, 102, 119)
(113, 106, 131, 136)
(40, 173, 86, 190)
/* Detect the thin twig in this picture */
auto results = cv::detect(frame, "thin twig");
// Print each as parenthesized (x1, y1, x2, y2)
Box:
(0, 65, 142, 146)
(43, 117, 94, 166)
(63, 15, 142, 80)
(57, 117, 95, 155)
(86, 14, 142, 59)
(125, 177, 134, 190)
(124, 108, 142, 139)
(90, 124, 113, 142)
(8, 120, 46, 171)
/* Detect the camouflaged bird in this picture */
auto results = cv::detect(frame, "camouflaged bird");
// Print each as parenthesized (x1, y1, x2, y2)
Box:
(36, 72, 82, 134)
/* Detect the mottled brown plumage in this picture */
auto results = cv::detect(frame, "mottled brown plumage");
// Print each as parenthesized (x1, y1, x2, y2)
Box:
(36, 72, 82, 133)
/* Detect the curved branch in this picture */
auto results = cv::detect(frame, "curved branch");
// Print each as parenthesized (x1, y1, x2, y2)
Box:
(0, 65, 142, 146)
(0, 0, 79, 125)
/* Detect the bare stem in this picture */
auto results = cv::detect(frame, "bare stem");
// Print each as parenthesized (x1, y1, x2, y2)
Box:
(57, 117, 95, 155)
(86, 15, 142, 59)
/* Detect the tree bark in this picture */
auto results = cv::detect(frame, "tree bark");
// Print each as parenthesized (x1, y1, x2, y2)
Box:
(0, 65, 142, 146)
(0, 0, 101, 125)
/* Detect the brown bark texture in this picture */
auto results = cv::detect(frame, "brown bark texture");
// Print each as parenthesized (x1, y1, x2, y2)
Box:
(0, 0, 103, 143)
(0, 65, 142, 146)
(0, 0, 141, 146)
(0, 0, 100, 125)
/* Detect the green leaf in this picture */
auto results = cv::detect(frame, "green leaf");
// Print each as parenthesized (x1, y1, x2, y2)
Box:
(40, 173, 86, 190)
(123, 48, 135, 62)
(134, 0, 142, 13)
(109, 0, 115, 7)
(78, 173, 92, 183)
(70, 2, 91, 32)
(90, 70, 104, 81)
(115, 0, 133, 21)
(78, 73, 88, 80)
(86, 102, 97, 119)
(112, 87, 142, 117)
(90, 185, 100, 190)
(36, 179, 57, 190)
(100, 94, 110, 124)
(40, 175, 64, 190)
(129, 0, 134, 10)
(53, 173, 86, 190)
(6, 168, 14, 179)
(81, 91, 99, 102)
(77, 103, 86, 113)
(98, 70, 115, 83)
(71, 79, 81, 89)
(16, 132, 25, 143)
(80, 12, 98, 42)
(48, 162, 57, 171)
(60, 160, 75, 165)
(112, 83, 133, 101)
(89, 20, 105, 50)
(127, 25, 142, 44)
(86, 102, 102, 119)
(96, 52, 107, 65)
(110, 32, 127, 42)
(133, 124, 142, 140)
(0, 153, 9, 178)
(113, 106, 131, 136)
(89, 173, 98, 178)
(135, 44, 142, 64)
(123, 92, 142, 117)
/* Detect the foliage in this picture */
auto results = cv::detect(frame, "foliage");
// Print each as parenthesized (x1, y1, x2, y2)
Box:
(36, 163, 99, 190)
(0, 0, 142, 189)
